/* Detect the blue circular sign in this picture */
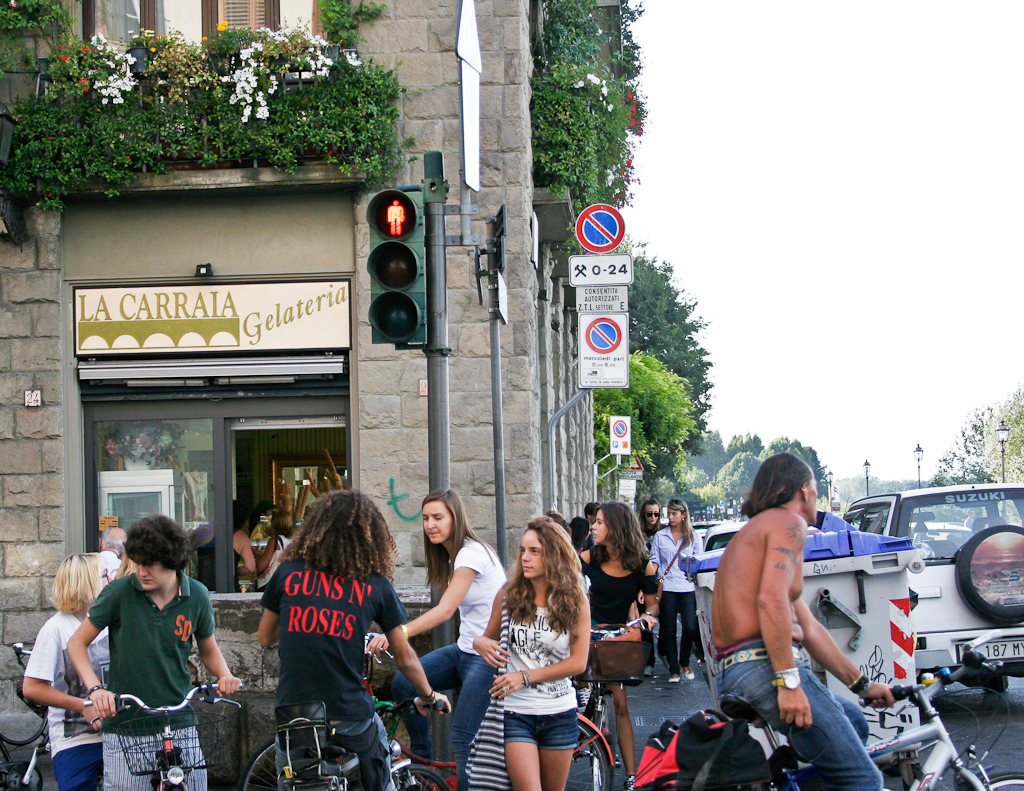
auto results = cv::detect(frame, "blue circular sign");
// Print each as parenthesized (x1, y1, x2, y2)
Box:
(585, 318, 622, 354)
(613, 420, 628, 437)
(575, 204, 625, 253)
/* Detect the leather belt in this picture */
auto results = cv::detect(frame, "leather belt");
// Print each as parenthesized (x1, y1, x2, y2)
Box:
(717, 644, 802, 672)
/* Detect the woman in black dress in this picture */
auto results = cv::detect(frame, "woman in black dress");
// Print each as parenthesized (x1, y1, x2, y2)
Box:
(580, 501, 659, 791)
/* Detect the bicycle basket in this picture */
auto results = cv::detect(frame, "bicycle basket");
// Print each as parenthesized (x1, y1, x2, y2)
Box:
(583, 634, 651, 684)
(111, 708, 223, 777)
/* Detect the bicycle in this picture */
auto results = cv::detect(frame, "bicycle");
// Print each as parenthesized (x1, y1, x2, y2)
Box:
(570, 621, 656, 791)
(1, 643, 47, 791)
(91, 683, 240, 790)
(718, 630, 1024, 791)
(238, 697, 451, 791)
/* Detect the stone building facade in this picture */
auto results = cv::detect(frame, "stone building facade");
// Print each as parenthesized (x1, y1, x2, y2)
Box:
(0, 0, 596, 768)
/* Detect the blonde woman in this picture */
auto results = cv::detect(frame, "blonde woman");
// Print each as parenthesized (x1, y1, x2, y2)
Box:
(475, 518, 590, 791)
(650, 498, 703, 682)
(23, 554, 110, 791)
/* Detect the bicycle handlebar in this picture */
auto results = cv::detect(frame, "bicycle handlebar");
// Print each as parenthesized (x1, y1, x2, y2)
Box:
(84, 683, 243, 713)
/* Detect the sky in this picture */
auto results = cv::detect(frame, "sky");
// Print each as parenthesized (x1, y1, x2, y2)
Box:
(620, 2, 1024, 483)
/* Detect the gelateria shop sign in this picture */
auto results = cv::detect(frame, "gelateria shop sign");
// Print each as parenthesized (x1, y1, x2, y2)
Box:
(73, 280, 351, 356)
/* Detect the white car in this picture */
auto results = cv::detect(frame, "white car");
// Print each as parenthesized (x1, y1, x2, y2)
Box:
(844, 483, 1024, 690)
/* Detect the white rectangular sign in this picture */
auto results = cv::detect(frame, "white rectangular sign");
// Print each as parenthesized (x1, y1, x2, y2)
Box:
(609, 415, 632, 455)
(619, 468, 643, 480)
(576, 285, 628, 314)
(74, 280, 351, 356)
(569, 254, 634, 287)
(578, 313, 630, 388)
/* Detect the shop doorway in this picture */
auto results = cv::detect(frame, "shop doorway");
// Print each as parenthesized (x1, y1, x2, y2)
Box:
(230, 416, 347, 591)
(84, 397, 349, 593)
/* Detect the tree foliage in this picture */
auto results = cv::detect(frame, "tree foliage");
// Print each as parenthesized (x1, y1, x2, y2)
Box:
(715, 451, 760, 499)
(627, 245, 713, 452)
(931, 407, 995, 487)
(762, 437, 825, 488)
(594, 352, 695, 480)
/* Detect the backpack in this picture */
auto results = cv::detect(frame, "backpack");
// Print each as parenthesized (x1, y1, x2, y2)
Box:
(635, 709, 771, 791)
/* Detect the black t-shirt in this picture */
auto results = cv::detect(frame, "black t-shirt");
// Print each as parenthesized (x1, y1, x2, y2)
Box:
(261, 560, 407, 721)
(581, 557, 657, 624)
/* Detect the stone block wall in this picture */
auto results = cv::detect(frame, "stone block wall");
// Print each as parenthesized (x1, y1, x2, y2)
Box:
(355, 0, 558, 581)
(0, 208, 65, 723)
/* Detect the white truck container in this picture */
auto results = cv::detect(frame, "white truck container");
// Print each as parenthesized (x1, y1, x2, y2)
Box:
(687, 529, 924, 742)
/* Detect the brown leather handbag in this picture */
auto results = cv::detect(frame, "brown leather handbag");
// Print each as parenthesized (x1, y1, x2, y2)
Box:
(584, 624, 650, 684)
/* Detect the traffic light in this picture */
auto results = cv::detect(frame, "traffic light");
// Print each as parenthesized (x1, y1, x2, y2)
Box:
(366, 189, 426, 347)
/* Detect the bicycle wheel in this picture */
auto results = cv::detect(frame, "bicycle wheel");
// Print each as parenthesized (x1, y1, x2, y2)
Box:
(0, 762, 42, 791)
(566, 719, 613, 791)
(238, 737, 277, 791)
(986, 774, 1024, 789)
(393, 764, 449, 791)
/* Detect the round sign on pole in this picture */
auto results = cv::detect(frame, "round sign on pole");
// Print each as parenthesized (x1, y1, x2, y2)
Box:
(612, 419, 628, 438)
(575, 203, 626, 254)
(585, 317, 623, 354)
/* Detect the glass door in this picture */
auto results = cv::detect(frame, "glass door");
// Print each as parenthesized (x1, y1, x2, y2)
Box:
(84, 397, 349, 593)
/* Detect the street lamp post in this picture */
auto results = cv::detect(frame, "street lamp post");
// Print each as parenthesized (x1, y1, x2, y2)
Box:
(863, 460, 871, 497)
(914, 444, 923, 488)
(825, 471, 834, 510)
(997, 420, 1010, 483)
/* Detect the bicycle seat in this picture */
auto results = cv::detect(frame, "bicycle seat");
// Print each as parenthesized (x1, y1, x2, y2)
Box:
(719, 695, 766, 727)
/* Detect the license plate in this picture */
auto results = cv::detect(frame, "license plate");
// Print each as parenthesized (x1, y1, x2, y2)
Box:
(955, 638, 1024, 662)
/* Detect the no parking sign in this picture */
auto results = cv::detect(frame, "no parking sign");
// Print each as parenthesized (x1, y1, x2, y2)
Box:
(578, 313, 629, 388)
(610, 416, 632, 455)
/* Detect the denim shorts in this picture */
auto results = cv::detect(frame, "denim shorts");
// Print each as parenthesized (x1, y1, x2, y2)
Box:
(503, 708, 578, 750)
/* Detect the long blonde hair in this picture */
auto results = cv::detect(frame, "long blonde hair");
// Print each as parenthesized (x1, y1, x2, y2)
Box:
(422, 489, 495, 588)
(505, 518, 586, 641)
(52, 554, 106, 614)
(668, 498, 695, 548)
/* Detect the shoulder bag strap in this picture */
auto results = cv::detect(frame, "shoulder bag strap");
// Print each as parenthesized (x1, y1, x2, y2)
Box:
(690, 719, 736, 791)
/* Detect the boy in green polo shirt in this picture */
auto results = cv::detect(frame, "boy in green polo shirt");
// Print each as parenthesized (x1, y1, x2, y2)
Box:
(68, 515, 240, 791)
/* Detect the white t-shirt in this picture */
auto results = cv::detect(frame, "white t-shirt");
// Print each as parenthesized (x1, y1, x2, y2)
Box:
(24, 611, 110, 756)
(453, 540, 506, 654)
(505, 607, 575, 715)
(99, 550, 122, 578)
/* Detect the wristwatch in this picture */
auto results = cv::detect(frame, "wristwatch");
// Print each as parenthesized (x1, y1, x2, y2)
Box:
(771, 668, 801, 690)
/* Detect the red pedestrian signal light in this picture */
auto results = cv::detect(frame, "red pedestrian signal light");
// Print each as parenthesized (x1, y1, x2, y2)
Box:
(366, 189, 426, 347)
(370, 192, 417, 239)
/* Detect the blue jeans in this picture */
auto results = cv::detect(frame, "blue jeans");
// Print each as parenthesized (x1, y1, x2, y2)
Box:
(503, 708, 578, 750)
(391, 643, 493, 791)
(658, 590, 702, 674)
(718, 648, 881, 791)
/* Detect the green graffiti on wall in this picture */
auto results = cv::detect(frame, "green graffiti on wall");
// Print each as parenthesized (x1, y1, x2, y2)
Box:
(387, 478, 422, 522)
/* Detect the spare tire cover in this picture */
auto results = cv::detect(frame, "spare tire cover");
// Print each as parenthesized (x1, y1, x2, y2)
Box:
(954, 525, 1024, 625)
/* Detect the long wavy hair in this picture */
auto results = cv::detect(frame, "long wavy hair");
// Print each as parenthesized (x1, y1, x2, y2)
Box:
(505, 517, 586, 641)
(283, 490, 397, 579)
(422, 489, 495, 588)
(591, 501, 647, 572)
(741, 453, 813, 519)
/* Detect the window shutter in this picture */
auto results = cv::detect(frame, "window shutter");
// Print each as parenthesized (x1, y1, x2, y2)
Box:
(218, 0, 266, 30)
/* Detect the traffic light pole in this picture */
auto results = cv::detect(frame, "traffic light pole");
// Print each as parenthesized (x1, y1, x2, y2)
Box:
(422, 151, 454, 762)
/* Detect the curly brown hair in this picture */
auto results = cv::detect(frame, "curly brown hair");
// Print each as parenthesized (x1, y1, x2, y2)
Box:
(591, 501, 647, 572)
(505, 517, 586, 641)
(282, 490, 397, 579)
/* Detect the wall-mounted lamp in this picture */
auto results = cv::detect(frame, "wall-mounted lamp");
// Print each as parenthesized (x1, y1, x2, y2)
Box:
(195, 263, 213, 277)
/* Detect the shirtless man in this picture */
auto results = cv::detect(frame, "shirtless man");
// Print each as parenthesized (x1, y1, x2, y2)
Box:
(712, 453, 895, 791)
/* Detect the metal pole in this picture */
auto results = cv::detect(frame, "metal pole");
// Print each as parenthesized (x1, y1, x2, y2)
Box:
(594, 453, 614, 503)
(423, 151, 453, 761)
(546, 388, 590, 511)
(1002, 443, 1007, 483)
(489, 288, 507, 567)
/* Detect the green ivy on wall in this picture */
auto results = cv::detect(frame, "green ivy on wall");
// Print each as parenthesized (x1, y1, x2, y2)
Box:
(531, 0, 645, 209)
